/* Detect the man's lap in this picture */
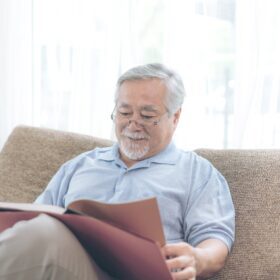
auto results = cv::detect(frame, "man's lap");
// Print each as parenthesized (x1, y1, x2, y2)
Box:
(0, 214, 113, 280)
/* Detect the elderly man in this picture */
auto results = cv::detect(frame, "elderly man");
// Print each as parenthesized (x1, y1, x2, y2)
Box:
(0, 63, 234, 280)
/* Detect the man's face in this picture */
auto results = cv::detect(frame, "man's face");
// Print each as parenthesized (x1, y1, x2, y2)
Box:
(114, 78, 181, 166)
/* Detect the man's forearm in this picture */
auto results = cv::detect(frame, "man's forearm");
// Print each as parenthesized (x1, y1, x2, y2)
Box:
(194, 239, 229, 279)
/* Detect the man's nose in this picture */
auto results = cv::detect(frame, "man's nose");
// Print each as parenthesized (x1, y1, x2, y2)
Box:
(127, 118, 143, 128)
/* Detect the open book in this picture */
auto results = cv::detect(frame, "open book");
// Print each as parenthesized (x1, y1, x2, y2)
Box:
(0, 198, 172, 280)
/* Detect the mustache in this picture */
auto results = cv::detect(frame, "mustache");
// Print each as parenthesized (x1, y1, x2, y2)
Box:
(122, 129, 150, 140)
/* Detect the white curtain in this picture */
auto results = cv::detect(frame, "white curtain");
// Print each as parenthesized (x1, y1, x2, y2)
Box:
(1, 0, 280, 150)
(0, 0, 33, 148)
(163, 0, 236, 149)
(32, 0, 127, 139)
(31, 0, 163, 141)
(233, 0, 280, 148)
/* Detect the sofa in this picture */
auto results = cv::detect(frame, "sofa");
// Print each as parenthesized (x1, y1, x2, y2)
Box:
(0, 125, 279, 279)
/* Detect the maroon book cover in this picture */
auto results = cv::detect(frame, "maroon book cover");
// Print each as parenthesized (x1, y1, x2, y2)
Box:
(0, 199, 172, 280)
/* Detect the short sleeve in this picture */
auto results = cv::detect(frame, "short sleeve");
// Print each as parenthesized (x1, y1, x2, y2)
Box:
(184, 157, 235, 251)
(34, 153, 85, 207)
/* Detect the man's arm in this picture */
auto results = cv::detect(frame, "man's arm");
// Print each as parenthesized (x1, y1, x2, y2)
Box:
(162, 239, 228, 280)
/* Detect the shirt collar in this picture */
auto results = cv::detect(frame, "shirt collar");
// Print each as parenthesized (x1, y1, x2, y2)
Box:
(96, 143, 119, 161)
(148, 142, 178, 165)
(97, 141, 179, 165)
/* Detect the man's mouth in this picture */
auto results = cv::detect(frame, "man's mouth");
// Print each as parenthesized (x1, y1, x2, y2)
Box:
(122, 129, 150, 142)
(127, 136, 147, 141)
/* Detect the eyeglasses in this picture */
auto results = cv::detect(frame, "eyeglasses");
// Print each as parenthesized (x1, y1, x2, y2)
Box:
(111, 107, 168, 127)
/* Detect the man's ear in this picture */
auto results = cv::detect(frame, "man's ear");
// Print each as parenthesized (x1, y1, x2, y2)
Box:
(173, 108, 181, 126)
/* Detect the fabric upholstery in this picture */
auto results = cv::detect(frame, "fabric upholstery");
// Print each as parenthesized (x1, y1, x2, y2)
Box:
(0, 126, 279, 279)
(196, 149, 280, 279)
(0, 125, 113, 202)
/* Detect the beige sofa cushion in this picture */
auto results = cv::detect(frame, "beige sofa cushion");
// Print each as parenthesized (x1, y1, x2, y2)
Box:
(1, 126, 280, 279)
(0, 125, 113, 202)
(196, 149, 280, 280)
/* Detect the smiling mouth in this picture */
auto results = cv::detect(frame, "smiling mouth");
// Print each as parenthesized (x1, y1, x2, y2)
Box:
(127, 136, 147, 141)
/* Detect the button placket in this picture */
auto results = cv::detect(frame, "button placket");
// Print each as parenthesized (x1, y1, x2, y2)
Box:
(114, 168, 128, 194)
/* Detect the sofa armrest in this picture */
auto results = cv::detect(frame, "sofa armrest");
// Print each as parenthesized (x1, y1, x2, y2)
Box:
(196, 148, 280, 280)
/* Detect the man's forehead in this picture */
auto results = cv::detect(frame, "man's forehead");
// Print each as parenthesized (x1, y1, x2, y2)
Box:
(118, 79, 167, 99)
(117, 102, 160, 112)
(116, 79, 167, 111)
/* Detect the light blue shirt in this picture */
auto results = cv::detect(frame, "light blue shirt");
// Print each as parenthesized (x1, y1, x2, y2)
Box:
(35, 142, 235, 250)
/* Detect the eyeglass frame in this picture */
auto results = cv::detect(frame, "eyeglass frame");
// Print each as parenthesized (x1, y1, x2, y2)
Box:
(110, 105, 169, 127)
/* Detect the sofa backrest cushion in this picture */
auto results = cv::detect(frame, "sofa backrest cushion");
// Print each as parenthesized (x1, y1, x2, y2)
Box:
(0, 125, 113, 202)
(1, 126, 280, 279)
(196, 149, 280, 280)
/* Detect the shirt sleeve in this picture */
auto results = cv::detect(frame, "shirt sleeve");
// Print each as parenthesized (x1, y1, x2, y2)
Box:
(184, 156, 235, 251)
(34, 158, 80, 207)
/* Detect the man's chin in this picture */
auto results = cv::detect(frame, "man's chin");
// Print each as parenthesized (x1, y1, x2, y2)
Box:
(119, 141, 150, 161)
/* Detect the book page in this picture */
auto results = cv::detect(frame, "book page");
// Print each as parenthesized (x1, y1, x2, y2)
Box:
(67, 197, 166, 246)
(0, 202, 65, 215)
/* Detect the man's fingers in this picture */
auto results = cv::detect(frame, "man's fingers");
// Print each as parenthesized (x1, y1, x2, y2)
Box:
(162, 243, 197, 279)
(162, 242, 193, 258)
(166, 255, 194, 271)
(171, 266, 196, 280)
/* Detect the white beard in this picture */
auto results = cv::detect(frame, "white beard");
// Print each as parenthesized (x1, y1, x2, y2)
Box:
(119, 130, 150, 160)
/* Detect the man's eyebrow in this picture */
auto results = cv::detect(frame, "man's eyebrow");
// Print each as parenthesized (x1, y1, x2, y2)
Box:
(141, 105, 159, 112)
(117, 103, 159, 112)
(117, 103, 131, 109)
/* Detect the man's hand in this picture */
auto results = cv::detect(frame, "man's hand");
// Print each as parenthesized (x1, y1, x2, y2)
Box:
(161, 239, 229, 280)
(162, 242, 196, 280)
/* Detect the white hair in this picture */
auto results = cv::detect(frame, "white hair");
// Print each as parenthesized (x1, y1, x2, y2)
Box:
(115, 63, 186, 115)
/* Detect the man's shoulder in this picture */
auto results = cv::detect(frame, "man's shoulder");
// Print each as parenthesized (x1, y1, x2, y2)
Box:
(176, 148, 215, 170)
(64, 145, 116, 167)
(175, 148, 203, 161)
